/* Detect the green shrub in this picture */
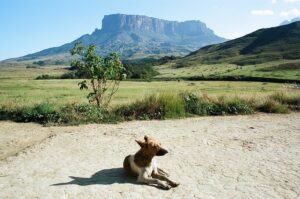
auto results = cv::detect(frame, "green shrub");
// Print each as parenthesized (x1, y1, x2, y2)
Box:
(0, 103, 118, 125)
(7, 103, 60, 124)
(182, 93, 254, 116)
(59, 104, 118, 124)
(160, 94, 186, 118)
(270, 92, 300, 110)
(182, 93, 211, 115)
(0, 92, 297, 125)
(222, 99, 255, 115)
(115, 95, 165, 120)
(115, 94, 186, 120)
(258, 99, 289, 113)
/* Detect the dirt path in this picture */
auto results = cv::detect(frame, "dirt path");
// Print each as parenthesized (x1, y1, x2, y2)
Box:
(0, 113, 299, 199)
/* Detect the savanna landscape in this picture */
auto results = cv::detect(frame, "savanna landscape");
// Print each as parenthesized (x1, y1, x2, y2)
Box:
(0, 0, 300, 198)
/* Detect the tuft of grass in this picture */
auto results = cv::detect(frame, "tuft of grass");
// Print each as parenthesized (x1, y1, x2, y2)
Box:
(115, 93, 186, 120)
(183, 93, 255, 116)
(270, 92, 300, 110)
(0, 103, 60, 124)
(115, 93, 256, 120)
(258, 99, 289, 113)
(59, 104, 119, 125)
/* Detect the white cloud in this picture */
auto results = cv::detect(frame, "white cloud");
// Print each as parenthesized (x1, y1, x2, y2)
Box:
(284, 0, 300, 3)
(272, 0, 277, 4)
(279, 8, 300, 16)
(251, 10, 274, 16)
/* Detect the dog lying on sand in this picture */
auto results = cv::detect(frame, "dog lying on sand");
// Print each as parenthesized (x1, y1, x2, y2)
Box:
(123, 135, 179, 190)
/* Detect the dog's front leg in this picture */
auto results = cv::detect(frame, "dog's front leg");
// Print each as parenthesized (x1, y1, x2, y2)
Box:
(157, 167, 169, 177)
(137, 171, 171, 190)
(152, 172, 179, 187)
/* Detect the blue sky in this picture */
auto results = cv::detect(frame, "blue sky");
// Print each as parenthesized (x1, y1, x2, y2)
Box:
(0, 0, 300, 60)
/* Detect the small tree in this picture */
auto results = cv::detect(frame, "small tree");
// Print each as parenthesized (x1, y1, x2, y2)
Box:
(70, 43, 126, 107)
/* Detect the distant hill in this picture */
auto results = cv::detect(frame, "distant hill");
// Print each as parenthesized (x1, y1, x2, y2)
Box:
(4, 14, 225, 64)
(174, 21, 300, 66)
(280, 17, 300, 26)
(154, 22, 300, 82)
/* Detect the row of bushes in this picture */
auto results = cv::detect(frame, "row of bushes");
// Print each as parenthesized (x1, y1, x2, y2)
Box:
(115, 92, 299, 120)
(0, 92, 299, 125)
(0, 104, 118, 125)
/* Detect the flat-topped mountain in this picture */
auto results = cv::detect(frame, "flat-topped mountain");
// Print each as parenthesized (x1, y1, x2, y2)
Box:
(101, 14, 215, 36)
(7, 14, 225, 64)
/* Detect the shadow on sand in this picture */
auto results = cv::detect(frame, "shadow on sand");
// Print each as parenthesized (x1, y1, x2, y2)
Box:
(52, 167, 137, 186)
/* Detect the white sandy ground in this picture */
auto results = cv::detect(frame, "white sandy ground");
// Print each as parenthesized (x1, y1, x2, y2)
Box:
(0, 113, 299, 199)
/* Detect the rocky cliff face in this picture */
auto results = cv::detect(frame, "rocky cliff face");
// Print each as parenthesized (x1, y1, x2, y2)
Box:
(101, 14, 213, 36)
(17, 14, 226, 61)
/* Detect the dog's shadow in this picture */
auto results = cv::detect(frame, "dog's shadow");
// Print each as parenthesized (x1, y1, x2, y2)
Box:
(52, 167, 137, 186)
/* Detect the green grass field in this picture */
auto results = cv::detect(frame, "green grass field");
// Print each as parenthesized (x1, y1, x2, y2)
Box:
(155, 60, 300, 80)
(0, 66, 298, 108)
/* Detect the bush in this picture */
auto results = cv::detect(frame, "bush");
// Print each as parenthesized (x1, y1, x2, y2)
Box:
(1, 103, 60, 124)
(182, 93, 255, 116)
(182, 93, 211, 115)
(258, 99, 289, 113)
(115, 94, 186, 120)
(60, 71, 78, 79)
(36, 74, 51, 80)
(270, 92, 300, 110)
(0, 103, 118, 125)
(0, 92, 298, 125)
(116, 93, 256, 120)
(161, 94, 186, 118)
(59, 104, 117, 124)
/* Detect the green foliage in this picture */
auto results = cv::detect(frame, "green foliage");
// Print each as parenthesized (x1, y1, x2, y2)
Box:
(33, 60, 46, 66)
(1, 91, 299, 124)
(115, 94, 186, 120)
(212, 98, 255, 115)
(36, 74, 58, 80)
(115, 93, 256, 120)
(183, 93, 255, 116)
(163, 94, 186, 118)
(258, 99, 289, 113)
(182, 93, 210, 115)
(0, 103, 118, 125)
(70, 43, 126, 107)
(124, 64, 159, 79)
(0, 103, 60, 124)
(270, 92, 300, 110)
(59, 104, 118, 125)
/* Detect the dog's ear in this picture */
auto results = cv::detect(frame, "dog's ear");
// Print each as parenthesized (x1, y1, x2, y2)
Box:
(144, 135, 149, 142)
(135, 140, 145, 148)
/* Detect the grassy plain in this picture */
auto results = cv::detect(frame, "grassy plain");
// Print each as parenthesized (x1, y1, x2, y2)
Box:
(0, 66, 298, 108)
(155, 60, 300, 80)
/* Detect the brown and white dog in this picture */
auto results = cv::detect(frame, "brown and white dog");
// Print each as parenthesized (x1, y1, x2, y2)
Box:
(123, 135, 179, 190)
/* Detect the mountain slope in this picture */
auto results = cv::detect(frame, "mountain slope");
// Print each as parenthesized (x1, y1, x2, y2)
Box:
(7, 14, 225, 64)
(154, 22, 300, 81)
(176, 21, 300, 66)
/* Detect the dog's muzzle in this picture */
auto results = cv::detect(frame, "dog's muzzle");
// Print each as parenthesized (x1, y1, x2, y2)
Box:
(156, 148, 168, 156)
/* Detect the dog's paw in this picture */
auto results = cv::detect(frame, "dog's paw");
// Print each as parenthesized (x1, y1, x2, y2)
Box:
(170, 182, 180, 187)
(163, 185, 172, 190)
(160, 182, 172, 190)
